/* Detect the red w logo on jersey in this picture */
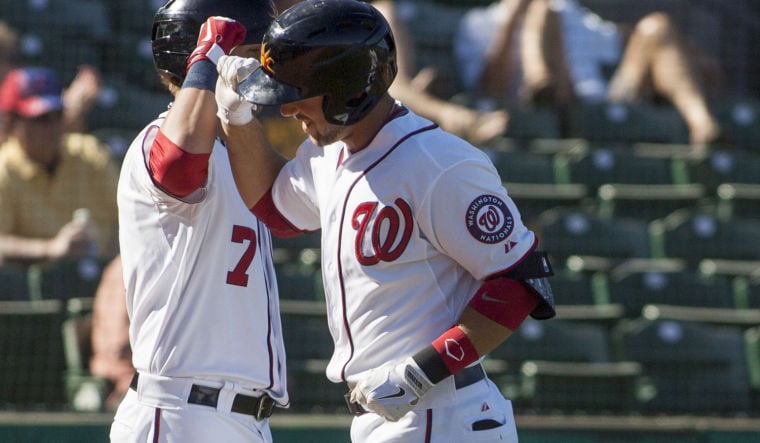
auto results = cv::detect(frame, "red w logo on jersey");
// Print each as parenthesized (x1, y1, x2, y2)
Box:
(352, 199, 413, 265)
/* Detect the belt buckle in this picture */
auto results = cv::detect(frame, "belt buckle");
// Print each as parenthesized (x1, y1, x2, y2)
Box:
(256, 394, 275, 420)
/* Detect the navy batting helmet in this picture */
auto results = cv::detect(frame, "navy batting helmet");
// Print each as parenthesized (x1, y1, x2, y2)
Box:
(238, 0, 397, 125)
(151, 0, 277, 83)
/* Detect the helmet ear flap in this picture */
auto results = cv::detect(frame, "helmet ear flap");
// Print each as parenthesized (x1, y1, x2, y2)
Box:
(323, 91, 377, 126)
(346, 92, 369, 109)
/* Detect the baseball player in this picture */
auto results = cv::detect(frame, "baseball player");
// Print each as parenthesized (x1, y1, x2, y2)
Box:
(110, 1, 287, 442)
(215, 0, 555, 441)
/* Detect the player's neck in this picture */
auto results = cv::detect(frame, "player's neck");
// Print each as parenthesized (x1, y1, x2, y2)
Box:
(344, 95, 396, 154)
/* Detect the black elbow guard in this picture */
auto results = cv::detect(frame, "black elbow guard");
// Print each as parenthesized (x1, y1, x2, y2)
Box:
(503, 250, 556, 320)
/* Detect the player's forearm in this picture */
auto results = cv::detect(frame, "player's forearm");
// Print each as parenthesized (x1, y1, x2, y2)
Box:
(160, 88, 219, 155)
(456, 307, 515, 357)
(223, 118, 288, 208)
(413, 279, 539, 383)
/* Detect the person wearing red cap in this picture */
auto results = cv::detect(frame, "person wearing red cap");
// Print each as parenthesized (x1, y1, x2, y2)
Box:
(0, 66, 118, 265)
(0, 20, 102, 143)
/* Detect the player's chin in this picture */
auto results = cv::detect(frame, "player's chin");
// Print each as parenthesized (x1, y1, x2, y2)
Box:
(308, 127, 341, 147)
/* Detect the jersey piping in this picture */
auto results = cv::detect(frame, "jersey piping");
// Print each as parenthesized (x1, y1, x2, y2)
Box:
(336, 122, 439, 381)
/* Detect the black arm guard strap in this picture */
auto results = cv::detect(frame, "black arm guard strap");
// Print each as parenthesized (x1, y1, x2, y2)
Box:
(500, 250, 556, 320)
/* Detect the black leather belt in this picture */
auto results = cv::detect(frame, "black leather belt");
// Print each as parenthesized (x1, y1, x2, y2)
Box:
(453, 363, 486, 390)
(130, 373, 275, 420)
(345, 363, 486, 416)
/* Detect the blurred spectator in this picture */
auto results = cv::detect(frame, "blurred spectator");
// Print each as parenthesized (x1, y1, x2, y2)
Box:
(272, 0, 509, 147)
(456, 0, 724, 144)
(0, 67, 118, 265)
(373, 0, 510, 146)
(0, 19, 102, 143)
(89, 255, 132, 411)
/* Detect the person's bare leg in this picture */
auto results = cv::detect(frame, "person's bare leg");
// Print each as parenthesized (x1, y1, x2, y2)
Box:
(519, 0, 574, 107)
(608, 12, 721, 144)
(374, 0, 509, 145)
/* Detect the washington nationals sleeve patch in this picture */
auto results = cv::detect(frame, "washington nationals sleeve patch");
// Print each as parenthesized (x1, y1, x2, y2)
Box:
(465, 194, 514, 244)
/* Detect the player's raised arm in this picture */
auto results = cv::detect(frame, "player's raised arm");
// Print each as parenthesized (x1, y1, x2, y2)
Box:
(149, 17, 246, 197)
(216, 55, 288, 209)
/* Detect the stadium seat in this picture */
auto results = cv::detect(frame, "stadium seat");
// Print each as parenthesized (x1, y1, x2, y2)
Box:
(491, 150, 558, 184)
(104, 33, 163, 92)
(0, 264, 30, 301)
(518, 360, 645, 414)
(271, 231, 322, 272)
(280, 311, 333, 362)
(504, 108, 562, 140)
(547, 267, 608, 306)
(60, 297, 109, 412)
(566, 102, 690, 144)
(108, 0, 160, 35)
(742, 274, 760, 310)
(0, 300, 67, 410)
(715, 183, 760, 220)
(506, 183, 589, 227)
(596, 183, 707, 222)
(27, 256, 110, 301)
(88, 77, 172, 131)
(649, 210, 760, 263)
(611, 317, 751, 414)
(605, 258, 738, 317)
(0, 0, 111, 40)
(279, 312, 344, 413)
(272, 231, 322, 253)
(537, 208, 651, 263)
(489, 318, 617, 409)
(713, 99, 760, 151)
(688, 148, 760, 192)
(17, 33, 101, 84)
(489, 318, 614, 373)
(743, 325, 760, 413)
(554, 146, 691, 191)
(492, 149, 589, 224)
(549, 275, 626, 331)
(639, 304, 760, 331)
(275, 261, 320, 301)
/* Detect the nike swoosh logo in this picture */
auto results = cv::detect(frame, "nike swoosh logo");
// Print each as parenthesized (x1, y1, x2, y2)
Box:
(377, 387, 406, 399)
(481, 292, 507, 304)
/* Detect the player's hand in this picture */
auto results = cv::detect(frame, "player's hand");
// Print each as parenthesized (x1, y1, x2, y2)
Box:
(187, 16, 247, 70)
(350, 357, 434, 421)
(215, 55, 260, 125)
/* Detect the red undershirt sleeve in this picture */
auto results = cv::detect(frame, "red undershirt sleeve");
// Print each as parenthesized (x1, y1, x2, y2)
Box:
(149, 129, 210, 197)
(251, 189, 306, 238)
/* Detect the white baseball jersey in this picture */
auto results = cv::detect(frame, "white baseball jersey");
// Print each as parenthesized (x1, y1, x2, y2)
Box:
(117, 113, 288, 404)
(270, 104, 535, 387)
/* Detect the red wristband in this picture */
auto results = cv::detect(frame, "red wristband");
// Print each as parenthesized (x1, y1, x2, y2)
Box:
(413, 326, 480, 384)
(431, 326, 480, 376)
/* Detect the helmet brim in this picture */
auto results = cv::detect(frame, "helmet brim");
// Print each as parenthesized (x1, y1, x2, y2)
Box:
(237, 67, 304, 106)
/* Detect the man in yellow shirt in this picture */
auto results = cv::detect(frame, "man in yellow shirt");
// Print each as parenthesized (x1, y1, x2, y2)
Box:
(0, 67, 118, 264)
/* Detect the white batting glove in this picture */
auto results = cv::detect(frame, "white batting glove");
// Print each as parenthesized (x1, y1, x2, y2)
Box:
(215, 55, 260, 125)
(350, 357, 435, 421)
